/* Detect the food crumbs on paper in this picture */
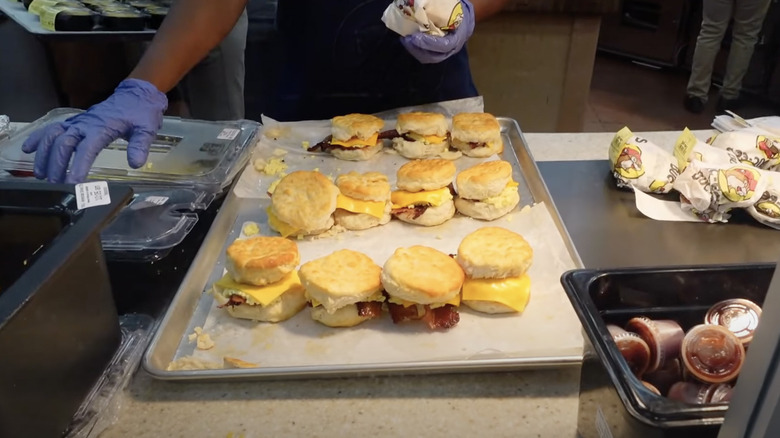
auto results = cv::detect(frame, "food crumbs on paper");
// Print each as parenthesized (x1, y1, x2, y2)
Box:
(506, 216, 514, 222)
(252, 158, 267, 172)
(313, 167, 319, 172)
(326, 173, 335, 182)
(435, 235, 443, 240)
(166, 356, 222, 371)
(187, 333, 197, 343)
(242, 222, 260, 236)
(520, 205, 532, 213)
(301, 141, 310, 150)
(145, 162, 153, 169)
(272, 148, 288, 157)
(267, 178, 282, 195)
(197, 333, 215, 350)
(223, 357, 259, 369)
(262, 158, 288, 176)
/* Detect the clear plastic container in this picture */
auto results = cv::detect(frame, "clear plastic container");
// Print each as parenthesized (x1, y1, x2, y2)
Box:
(0, 108, 259, 193)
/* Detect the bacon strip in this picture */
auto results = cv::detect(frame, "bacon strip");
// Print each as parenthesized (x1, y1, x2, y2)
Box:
(391, 204, 429, 219)
(218, 294, 246, 308)
(468, 142, 486, 149)
(422, 305, 460, 330)
(387, 302, 423, 323)
(356, 301, 383, 319)
(308, 134, 380, 152)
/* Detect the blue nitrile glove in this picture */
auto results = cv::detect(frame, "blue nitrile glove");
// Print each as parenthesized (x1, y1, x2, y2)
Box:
(22, 79, 168, 184)
(400, 0, 475, 64)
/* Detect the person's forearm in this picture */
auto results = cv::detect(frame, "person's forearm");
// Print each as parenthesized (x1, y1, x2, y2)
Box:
(129, 0, 247, 92)
(471, 0, 510, 21)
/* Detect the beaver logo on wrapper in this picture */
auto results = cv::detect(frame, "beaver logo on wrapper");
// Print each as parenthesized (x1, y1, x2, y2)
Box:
(615, 145, 645, 179)
(717, 167, 761, 202)
(708, 131, 780, 170)
(757, 135, 780, 160)
(609, 127, 676, 194)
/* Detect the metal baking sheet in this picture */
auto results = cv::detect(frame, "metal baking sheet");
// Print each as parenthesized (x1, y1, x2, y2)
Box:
(538, 160, 780, 268)
(0, 1, 155, 40)
(143, 118, 585, 380)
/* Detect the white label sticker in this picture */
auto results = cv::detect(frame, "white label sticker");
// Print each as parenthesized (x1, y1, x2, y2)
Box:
(596, 406, 614, 438)
(217, 128, 240, 140)
(75, 181, 111, 210)
(144, 196, 169, 206)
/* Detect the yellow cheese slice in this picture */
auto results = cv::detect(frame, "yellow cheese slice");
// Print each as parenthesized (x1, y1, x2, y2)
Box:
(336, 194, 386, 219)
(508, 180, 519, 188)
(387, 294, 460, 308)
(266, 207, 299, 238)
(406, 132, 448, 144)
(391, 187, 453, 209)
(330, 133, 379, 148)
(214, 271, 304, 307)
(462, 275, 531, 312)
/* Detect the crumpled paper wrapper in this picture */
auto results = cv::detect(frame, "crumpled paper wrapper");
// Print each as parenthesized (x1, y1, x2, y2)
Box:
(707, 131, 780, 170)
(609, 126, 677, 194)
(382, 0, 464, 37)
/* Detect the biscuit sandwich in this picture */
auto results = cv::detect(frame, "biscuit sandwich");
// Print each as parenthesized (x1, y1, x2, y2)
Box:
(299, 249, 385, 327)
(268, 170, 339, 237)
(454, 160, 520, 220)
(334, 171, 392, 230)
(451, 113, 503, 158)
(212, 236, 307, 322)
(390, 159, 456, 226)
(309, 113, 384, 161)
(390, 112, 450, 159)
(457, 227, 533, 314)
(381, 245, 464, 329)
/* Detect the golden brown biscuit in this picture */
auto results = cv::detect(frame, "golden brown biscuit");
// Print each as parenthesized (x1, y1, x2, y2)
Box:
(299, 249, 383, 313)
(456, 160, 513, 199)
(396, 159, 456, 192)
(331, 113, 384, 141)
(396, 112, 448, 136)
(270, 171, 339, 234)
(381, 246, 465, 305)
(336, 171, 391, 202)
(457, 227, 533, 278)
(225, 236, 300, 286)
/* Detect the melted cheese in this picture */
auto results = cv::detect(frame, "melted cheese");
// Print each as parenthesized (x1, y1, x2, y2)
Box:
(336, 194, 386, 219)
(406, 132, 448, 144)
(331, 133, 379, 148)
(266, 207, 299, 238)
(387, 294, 460, 308)
(391, 187, 453, 209)
(213, 271, 304, 307)
(462, 275, 531, 312)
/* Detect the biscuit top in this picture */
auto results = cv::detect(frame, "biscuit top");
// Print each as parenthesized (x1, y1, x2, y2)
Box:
(299, 249, 383, 299)
(456, 160, 513, 198)
(331, 113, 384, 141)
(382, 246, 465, 302)
(271, 171, 339, 230)
(396, 159, 456, 192)
(226, 236, 300, 271)
(457, 227, 533, 278)
(396, 112, 448, 136)
(336, 171, 391, 202)
(451, 113, 501, 144)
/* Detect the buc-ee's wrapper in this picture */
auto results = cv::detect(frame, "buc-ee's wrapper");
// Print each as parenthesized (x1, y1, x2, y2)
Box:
(609, 126, 677, 193)
(747, 172, 780, 229)
(707, 131, 780, 170)
(674, 158, 768, 221)
(382, 0, 464, 37)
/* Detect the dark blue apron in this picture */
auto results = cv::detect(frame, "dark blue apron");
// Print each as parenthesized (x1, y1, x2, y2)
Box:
(268, 0, 478, 121)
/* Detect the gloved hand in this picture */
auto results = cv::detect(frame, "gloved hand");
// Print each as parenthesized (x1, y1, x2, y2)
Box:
(22, 79, 168, 184)
(400, 0, 475, 64)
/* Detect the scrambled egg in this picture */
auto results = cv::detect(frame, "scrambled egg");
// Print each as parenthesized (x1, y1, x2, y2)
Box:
(253, 157, 288, 176)
(242, 222, 260, 236)
(267, 178, 283, 195)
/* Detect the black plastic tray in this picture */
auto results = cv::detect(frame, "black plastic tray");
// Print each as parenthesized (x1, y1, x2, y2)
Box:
(561, 264, 775, 438)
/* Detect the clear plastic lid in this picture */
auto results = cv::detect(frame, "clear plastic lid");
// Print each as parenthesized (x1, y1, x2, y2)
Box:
(100, 185, 216, 261)
(0, 108, 259, 193)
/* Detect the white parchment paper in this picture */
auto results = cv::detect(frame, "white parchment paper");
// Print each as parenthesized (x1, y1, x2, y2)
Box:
(174, 201, 583, 368)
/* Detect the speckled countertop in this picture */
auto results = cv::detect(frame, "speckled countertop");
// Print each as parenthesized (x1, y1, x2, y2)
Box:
(98, 129, 716, 438)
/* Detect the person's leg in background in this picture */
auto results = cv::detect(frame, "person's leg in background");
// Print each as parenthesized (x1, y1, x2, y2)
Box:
(685, 0, 733, 113)
(718, 0, 771, 111)
(179, 9, 248, 120)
